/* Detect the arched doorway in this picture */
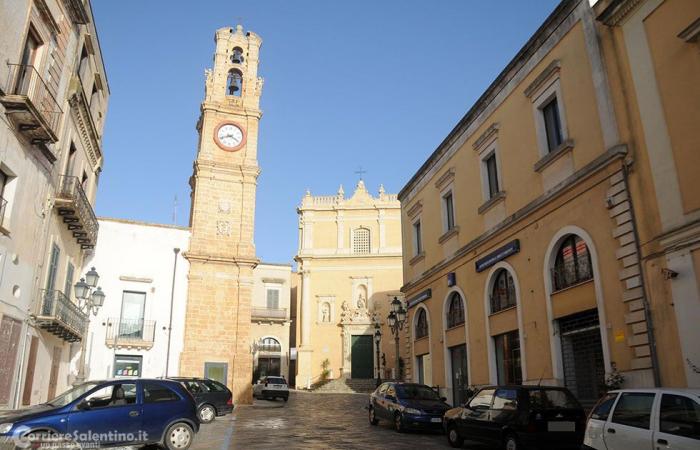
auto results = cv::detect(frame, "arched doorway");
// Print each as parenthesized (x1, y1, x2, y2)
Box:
(256, 337, 282, 379)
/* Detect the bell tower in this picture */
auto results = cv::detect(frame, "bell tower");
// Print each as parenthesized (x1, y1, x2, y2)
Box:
(180, 25, 263, 405)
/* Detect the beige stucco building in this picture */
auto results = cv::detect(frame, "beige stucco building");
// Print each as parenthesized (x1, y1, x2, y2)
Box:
(294, 181, 404, 388)
(179, 25, 263, 405)
(398, 0, 700, 408)
(0, 0, 108, 408)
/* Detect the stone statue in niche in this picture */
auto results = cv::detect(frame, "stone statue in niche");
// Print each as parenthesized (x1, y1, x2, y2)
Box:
(321, 303, 330, 323)
(357, 293, 366, 310)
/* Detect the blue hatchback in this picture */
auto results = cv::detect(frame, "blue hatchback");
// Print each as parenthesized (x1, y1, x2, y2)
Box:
(0, 378, 199, 449)
(368, 382, 451, 432)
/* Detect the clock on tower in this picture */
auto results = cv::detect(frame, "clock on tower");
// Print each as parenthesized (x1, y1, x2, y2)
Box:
(180, 25, 263, 405)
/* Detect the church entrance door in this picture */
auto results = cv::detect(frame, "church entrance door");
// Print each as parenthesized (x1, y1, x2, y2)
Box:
(351, 335, 373, 379)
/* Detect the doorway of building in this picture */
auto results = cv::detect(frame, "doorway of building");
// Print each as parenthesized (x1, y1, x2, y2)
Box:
(559, 309, 605, 408)
(0, 316, 22, 406)
(351, 335, 373, 378)
(47, 346, 62, 400)
(450, 344, 468, 406)
(257, 357, 281, 378)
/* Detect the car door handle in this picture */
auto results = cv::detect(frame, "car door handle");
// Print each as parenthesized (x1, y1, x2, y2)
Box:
(129, 410, 140, 417)
(657, 439, 668, 445)
(607, 428, 616, 434)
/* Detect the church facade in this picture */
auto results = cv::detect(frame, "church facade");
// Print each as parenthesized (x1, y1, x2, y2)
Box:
(295, 181, 404, 388)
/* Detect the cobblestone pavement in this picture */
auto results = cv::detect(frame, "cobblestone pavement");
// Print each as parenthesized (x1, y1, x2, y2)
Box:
(186, 390, 471, 450)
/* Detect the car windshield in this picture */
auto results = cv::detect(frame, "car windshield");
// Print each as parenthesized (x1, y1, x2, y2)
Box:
(267, 377, 286, 385)
(396, 385, 440, 401)
(528, 389, 580, 409)
(47, 382, 101, 407)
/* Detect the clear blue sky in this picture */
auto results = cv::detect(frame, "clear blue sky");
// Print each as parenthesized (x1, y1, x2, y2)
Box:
(92, 0, 560, 264)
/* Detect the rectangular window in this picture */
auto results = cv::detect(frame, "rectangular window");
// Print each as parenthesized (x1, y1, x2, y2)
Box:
(486, 153, 500, 198)
(413, 220, 422, 255)
(0, 170, 8, 227)
(204, 362, 228, 385)
(494, 330, 522, 385)
(63, 262, 74, 299)
(266, 288, 280, 309)
(443, 191, 455, 231)
(113, 355, 142, 377)
(611, 392, 655, 430)
(119, 291, 146, 339)
(542, 97, 563, 152)
(45, 243, 60, 292)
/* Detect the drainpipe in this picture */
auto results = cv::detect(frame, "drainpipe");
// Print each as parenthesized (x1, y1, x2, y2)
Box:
(164, 248, 180, 377)
(622, 163, 661, 387)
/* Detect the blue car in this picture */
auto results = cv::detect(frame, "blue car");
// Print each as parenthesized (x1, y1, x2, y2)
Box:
(368, 382, 451, 432)
(0, 378, 200, 449)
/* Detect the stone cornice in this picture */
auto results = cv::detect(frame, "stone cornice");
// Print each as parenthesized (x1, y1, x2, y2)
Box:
(68, 82, 102, 169)
(597, 0, 644, 26)
(401, 144, 628, 294)
(524, 59, 561, 98)
(472, 123, 499, 153)
(434, 168, 455, 190)
(184, 251, 259, 267)
(406, 201, 423, 219)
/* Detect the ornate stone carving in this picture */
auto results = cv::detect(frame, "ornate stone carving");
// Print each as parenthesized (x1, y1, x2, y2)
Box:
(218, 200, 231, 214)
(216, 220, 231, 236)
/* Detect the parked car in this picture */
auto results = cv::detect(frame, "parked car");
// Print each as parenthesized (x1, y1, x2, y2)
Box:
(0, 378, 199, 449)
(443, 385, 585, 449)
(368, 382, 451, 432)
(253, 376, 289, 401)
(584, 388, 700, 450)
(170, 377, 234, 423)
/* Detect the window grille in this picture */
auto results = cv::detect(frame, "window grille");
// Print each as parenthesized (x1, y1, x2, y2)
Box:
(446, 292, 465, 328)
(490, 269, 516, 313)
(353, 228, 370, 254)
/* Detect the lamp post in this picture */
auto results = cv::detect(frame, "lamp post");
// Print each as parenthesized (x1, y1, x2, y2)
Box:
(73, 267, 105, 385)
(374, 323, 382, 387)
(387, 296, 407, 381)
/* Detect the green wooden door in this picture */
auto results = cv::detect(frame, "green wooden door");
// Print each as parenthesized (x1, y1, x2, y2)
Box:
(351, 335, 374, 379)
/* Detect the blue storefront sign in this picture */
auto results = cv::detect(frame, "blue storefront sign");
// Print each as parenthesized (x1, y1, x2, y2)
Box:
(475, 239, 520, 273)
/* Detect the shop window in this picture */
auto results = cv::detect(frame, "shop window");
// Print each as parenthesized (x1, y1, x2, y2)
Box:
(552, 235, 593, 291)
(446, 292, 464, 328)
(490, 269, 516, 313)
(415, 308, 428, 339)
(494, 330, 521, 385)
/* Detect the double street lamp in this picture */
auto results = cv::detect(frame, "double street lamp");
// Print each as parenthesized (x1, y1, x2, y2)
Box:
(374, 323, 382, 387)
(73, 267, 106, 385)
(387, 297, 407, 381)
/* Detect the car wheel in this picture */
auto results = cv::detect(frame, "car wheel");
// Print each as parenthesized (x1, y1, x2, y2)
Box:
(446, 424, 464, 448)
(368, 407, 379, 425)
(198, 404, 216, 423)
(283, 396, 288, 402)
(504, 433, 519, 450)
(394, 413, 405, 433)
(164, 422, 194, 450)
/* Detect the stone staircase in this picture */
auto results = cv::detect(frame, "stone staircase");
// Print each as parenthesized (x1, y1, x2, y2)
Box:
(311, 376, 378, 394)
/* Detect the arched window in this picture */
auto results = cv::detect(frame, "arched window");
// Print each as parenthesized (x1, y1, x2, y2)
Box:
(226, 69, 242, 97)
(446, 292, 465, 328)
(491, 269, 516, 313)
(353, 228, 370, 254)
(231, 47, 244, 64)
(415, 308, 428, 339)
(260, 337, 281, 352)
(552, 235, 592, 291)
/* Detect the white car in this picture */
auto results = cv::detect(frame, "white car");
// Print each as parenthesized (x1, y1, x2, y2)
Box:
(252, 376, 289, 402)
(584, 388, 699, 450)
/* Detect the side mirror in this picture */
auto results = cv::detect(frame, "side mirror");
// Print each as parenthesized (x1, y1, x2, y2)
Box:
(76, 400, 90, 411)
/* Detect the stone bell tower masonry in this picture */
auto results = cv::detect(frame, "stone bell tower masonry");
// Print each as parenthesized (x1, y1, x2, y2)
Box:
(179, 25, 263, 405)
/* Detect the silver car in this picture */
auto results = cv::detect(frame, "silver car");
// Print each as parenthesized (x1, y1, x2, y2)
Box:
(252, 376, 289, 402)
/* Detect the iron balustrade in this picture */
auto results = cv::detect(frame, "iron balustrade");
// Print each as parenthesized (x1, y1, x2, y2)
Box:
(551, 258, 593, 292)
(106, 317, 156, 346)
(36, 289, 88, 342)
(3, 64, 62, 135)
(251, 307, 287, 320)
(56, 175, 99, 248)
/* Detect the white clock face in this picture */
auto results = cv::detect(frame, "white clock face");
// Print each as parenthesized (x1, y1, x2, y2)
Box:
(216, 124, 243, 149)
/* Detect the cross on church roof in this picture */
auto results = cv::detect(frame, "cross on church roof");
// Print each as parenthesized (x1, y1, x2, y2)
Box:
(354, 166, 367, 180)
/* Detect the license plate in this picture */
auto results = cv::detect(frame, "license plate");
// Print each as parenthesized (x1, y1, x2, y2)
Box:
(430, 418, 442, 423)
(548, 421, 575, 432)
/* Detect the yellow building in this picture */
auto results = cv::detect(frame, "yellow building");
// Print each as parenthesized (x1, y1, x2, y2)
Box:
(398, 0, 700, 408)
(295, 181, 404, 388)
(179, 25, 263, 405)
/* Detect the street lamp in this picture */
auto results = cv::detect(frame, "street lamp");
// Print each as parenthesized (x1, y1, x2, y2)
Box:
(374, 323, 382, 387)
(73, 268, 106, 385)
(386, 296, 407, 381)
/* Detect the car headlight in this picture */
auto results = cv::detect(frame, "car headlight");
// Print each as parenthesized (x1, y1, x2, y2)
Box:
(0, 423, 13, 434)
(404, 407, 422, 415)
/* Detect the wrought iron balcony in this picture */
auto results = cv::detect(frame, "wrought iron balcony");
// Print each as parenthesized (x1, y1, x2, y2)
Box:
(55, 175, 99, 249)
(105, 317, 156, 350)
(34, 289, 88, 342)
(0, 64, 62, 161)
(551, 258, 593, 292)
(251, 307, 287, 322)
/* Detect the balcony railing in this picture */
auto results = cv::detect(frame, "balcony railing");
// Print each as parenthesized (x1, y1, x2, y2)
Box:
(105, 318, 156, 349)
(251, 307, 287, 321)
(0, 64, 62, 159)
(55, 175, 99, 249)
(35, 289, 88, 342)
(551, 258, 593, 292)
